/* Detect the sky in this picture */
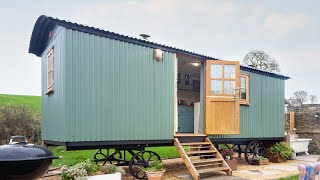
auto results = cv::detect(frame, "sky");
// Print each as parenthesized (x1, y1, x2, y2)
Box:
(0, 0, 319, 99)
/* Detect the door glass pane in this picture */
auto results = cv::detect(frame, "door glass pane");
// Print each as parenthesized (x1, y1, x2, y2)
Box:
(210, 64, 222, 78)
(210, 80, 222, 94)
(241, 76, 246, 88)
(224, 80, 235, 94)
(224, 65, 236, 79)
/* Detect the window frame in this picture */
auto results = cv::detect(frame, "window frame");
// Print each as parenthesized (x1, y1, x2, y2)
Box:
(45, 48, 54, 95)
(239, 74, 250, 105)
(208, 64, 238, 96)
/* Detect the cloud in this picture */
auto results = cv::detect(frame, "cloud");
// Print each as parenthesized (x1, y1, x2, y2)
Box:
(272, 48, 320, 97)
(71, 1, 312, 44)
(0, 1, 317, 96)
(261, 13, 310, 40)
(70, 0, 241, 29)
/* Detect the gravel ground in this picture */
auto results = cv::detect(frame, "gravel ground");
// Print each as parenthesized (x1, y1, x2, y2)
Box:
(40, 156, 314, 180)
(122, 158, 187, 180)
(123, 157, 304, 180)
(232, 158, 301, 180)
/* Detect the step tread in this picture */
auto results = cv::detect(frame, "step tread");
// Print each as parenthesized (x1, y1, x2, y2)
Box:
(189, 155, 217, 159)
(181, 142, 211, 146)
(186, 150, 217, 155)
(197, 166, 230, 174)
(189, 146, 211, 149)
(194, 162, 222, 168)
(191, 158, 224, 164)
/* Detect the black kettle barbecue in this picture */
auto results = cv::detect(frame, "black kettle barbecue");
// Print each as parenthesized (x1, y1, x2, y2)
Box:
(0, 136, 61, 180)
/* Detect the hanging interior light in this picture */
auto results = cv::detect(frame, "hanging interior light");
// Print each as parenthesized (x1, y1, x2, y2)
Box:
(191, 62, 200, 67)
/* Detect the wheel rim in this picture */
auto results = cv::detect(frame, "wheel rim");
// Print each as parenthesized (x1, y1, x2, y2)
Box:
(245, 141, 264, 165)
(94, 149, 123, 166)
(109, 151, 123, 165)
(129, 151, 161, 179)
(94, 149, 109, 166)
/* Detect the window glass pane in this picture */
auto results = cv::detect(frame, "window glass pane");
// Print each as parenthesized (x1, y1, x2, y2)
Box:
(224, 65, 236, 79)
(224, 80, 235, 94)
(185, 80, 189, 85)
(210, 80, 222, 94)
(210, 64, 222, 78)
(240, 88, 247, 99)
(241, 76, 246, 88)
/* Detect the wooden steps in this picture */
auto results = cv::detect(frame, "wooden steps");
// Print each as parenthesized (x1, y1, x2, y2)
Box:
(186, 150, 217, 155)
(191, 158, 223, 164)
(181, 142, 211, 146)
(174, 137, 232, 180)
(197, 166, 231, 174)
(193, 162, 222, 168)
(189, 145, 211, 149)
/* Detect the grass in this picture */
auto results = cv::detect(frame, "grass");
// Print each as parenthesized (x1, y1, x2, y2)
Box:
(50, 147, 97, 167)
(0, 94, 180, 167)
(278, 176, 298, 180)
(50, 146, 180, 167)
(0, 94, 41, 115)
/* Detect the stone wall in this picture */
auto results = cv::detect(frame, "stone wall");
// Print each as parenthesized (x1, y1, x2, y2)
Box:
(287, 104, 320, 154)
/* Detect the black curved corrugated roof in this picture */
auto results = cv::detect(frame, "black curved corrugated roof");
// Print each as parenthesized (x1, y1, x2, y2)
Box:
(29, 15, 215, 60)
(28, 15, 289, 80)
(240, 64, 289, 79)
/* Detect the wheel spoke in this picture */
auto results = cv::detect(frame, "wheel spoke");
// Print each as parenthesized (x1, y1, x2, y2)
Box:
(245, 141, 264, 165)
(94, 149, 111, 166)
(129, 150, 161, 179)
(133, 162, 146, 166)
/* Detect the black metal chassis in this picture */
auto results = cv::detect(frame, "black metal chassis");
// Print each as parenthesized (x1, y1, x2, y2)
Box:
(44, 137, 284, 151)
(44, 137, 284, 177)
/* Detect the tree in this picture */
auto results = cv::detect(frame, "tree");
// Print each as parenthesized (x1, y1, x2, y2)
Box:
(243, 50, 280, 72)
(0, 106, 40, 144)
(310, 95, 318, 104)
(292, 90, 309, 105)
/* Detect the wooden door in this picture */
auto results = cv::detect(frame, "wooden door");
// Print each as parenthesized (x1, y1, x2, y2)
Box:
(205, 60, 240, 134)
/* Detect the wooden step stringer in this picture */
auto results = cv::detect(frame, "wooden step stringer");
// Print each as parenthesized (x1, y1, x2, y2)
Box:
(205, 137, 232, 175)
(174, 137, 232, 180)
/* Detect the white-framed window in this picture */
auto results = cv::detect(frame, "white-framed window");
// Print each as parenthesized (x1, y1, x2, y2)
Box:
(240, 74, 250, 105)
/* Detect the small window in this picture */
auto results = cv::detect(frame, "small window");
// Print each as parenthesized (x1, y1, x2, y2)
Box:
(45, 48, 54, 95)
(240, 74, 250, 105)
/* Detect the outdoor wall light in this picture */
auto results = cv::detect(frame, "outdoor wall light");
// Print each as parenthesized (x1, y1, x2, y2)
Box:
(153, 49, 163, 61)
(191, 62, 200, 67)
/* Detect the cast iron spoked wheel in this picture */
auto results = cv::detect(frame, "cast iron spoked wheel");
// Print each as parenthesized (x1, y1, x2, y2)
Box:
(108, 150, 123, 165)
(94, 149, 109, 166)
(93, 149, 123, 166)
(129, 150, 161, 179)
(245, 141, 264, 165)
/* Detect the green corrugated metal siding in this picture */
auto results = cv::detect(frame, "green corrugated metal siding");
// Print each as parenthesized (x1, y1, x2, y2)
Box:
(209, 70, 285, 139)
(41, 26, 67, 141)
(63, 29, 174, 142)
(41, 26, 284, 142)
